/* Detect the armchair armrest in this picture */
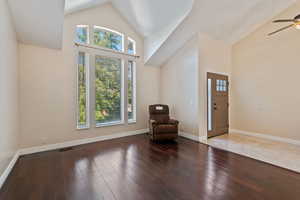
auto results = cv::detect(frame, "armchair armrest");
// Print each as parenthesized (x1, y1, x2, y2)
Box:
(169, 119, 179, 125)
(149, 119, 159, 126)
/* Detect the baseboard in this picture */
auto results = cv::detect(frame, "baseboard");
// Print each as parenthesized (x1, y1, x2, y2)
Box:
(0, 151, 20, 189)
(19, 129, 149, 156)
(179, 131, 202, 142)
(230, 129, 300, 146)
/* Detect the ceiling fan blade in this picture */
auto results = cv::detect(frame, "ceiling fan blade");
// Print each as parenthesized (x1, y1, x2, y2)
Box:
(273, 19, 295, 23)
(268, 24, 294, 36)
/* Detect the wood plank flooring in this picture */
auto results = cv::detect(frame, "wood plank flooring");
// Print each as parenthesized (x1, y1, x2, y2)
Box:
(0, 134, 300, 200)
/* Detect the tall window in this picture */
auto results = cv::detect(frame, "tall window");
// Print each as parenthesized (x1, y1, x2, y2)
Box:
(95, 56, 123, 125)
(76, 25, 137, 129)
(77, 52, 89, 129)
(128, 61, 136, 122)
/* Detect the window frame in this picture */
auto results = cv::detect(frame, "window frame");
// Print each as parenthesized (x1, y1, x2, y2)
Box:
(75, 25, 89, 45)
(75, 25, 137, 130)
(93, 54, 125, 128)
(93, 25, 125, 52)
(128, 37, 136, 55)
(127, 60, 137, 124)
(76, 51, 90, 130)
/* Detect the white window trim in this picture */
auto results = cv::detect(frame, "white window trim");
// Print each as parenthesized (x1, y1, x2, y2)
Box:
(76, 51, 90, 130)
(76, 26, 137, 130)
(96, 121, 124, 128)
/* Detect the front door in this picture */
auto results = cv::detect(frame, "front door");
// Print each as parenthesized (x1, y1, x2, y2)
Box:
(207, 72, 229, 138)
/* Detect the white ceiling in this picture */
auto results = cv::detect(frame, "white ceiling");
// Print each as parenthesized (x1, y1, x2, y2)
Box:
(65, 0, 194, 37)
(192, 0, 298, 43)
(145, 0, 298, 66)
(65, 0, 108, 15)
(7, 0, 297, 63)
(8, 0, 65, 49)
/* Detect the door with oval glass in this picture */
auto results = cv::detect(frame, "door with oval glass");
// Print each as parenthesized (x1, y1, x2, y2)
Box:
(207, 72, 229, 138)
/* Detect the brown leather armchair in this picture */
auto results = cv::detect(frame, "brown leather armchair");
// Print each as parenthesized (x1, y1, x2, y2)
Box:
(148, 104, 179, 141)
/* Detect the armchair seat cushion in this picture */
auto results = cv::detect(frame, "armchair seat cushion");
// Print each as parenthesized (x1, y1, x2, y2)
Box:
(154, 124, 178, 134)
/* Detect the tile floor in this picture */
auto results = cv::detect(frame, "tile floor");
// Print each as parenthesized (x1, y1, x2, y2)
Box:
(207, 133, 300, 173)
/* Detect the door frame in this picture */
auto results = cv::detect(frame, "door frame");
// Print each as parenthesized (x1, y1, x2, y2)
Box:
(207, 72, 229, 138)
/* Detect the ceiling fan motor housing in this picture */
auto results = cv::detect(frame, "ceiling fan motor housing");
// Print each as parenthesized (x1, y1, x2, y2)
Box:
(294, 14, 300, 20)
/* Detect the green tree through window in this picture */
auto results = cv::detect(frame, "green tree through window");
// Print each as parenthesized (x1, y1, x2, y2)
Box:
(77, 25, 136, 128)
(94, 27, 123, 51)
(77, 52, 88, 128)
(95, 56, 122, 124)
(128, 61, 135, 121)
(76, 25, 88, 44)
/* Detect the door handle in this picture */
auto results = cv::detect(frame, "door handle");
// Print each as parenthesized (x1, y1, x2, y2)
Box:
(213, 103, 217, 110)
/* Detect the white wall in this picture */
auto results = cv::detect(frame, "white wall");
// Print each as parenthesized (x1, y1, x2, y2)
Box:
(231, 2, 300, 141)
(0, 0, 20, 176)
(19, 3, 160, 148)
(160, 36, 199, 136)
(159, 33, 232, 138)
(198, 33, 232, 138)
(144, 2, 193, 64)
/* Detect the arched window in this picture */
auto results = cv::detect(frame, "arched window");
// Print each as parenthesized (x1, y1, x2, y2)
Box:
(93, 26, 124, 52)
(76, 25, 137, 129)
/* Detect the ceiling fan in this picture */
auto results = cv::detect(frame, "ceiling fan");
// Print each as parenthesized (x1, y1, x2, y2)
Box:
(268, 14, 300, 36)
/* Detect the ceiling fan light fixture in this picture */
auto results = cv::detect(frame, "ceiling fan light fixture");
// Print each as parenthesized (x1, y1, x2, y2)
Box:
(295, 24, 300, 30)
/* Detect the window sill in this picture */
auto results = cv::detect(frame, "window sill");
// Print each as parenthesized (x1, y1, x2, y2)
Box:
(77, 120, 135, 130)
(128, 120, 137, 124)
(95, 121, 124, 128)
(77, 125, 90, 130)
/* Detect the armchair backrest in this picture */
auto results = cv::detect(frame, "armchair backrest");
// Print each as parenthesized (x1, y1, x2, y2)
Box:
(149, 104, 170, 123)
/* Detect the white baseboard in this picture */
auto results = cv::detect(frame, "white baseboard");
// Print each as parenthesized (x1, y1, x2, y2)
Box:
(19, 129, 149, 156)
(0, 151, 20, 189)
(0, 129, 149, 190)
(230, 129, 300, 146)
(179, 131, 206, 142)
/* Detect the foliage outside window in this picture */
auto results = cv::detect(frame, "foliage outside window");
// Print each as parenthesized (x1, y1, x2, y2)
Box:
(76, 25, 137, 129)
(128, 61, 136, 122)
(77, 52, 89, 129)
(95, 56, 122, 125)
(76, 25, 88, 44)
(94, 26, 123, 52)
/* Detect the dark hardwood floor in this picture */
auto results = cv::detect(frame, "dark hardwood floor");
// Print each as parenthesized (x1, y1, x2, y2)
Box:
(1, 134, 300, 200)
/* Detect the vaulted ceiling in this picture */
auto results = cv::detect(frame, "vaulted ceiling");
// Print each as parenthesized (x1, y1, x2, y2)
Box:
(145, 0, 298, 65)
(7, 0, 298, 65)
(8, 0, 65, 49)
(65, 0, 194, 37)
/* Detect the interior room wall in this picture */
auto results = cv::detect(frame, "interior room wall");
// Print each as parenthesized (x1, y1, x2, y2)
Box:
(231, 2, 300, 141)
(159, 33, 232, 139)
(19, 3, 160, 148)
(160, 36, 199, 136)
(198, 33, 232, 138)
(0, 0, 20, 176)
